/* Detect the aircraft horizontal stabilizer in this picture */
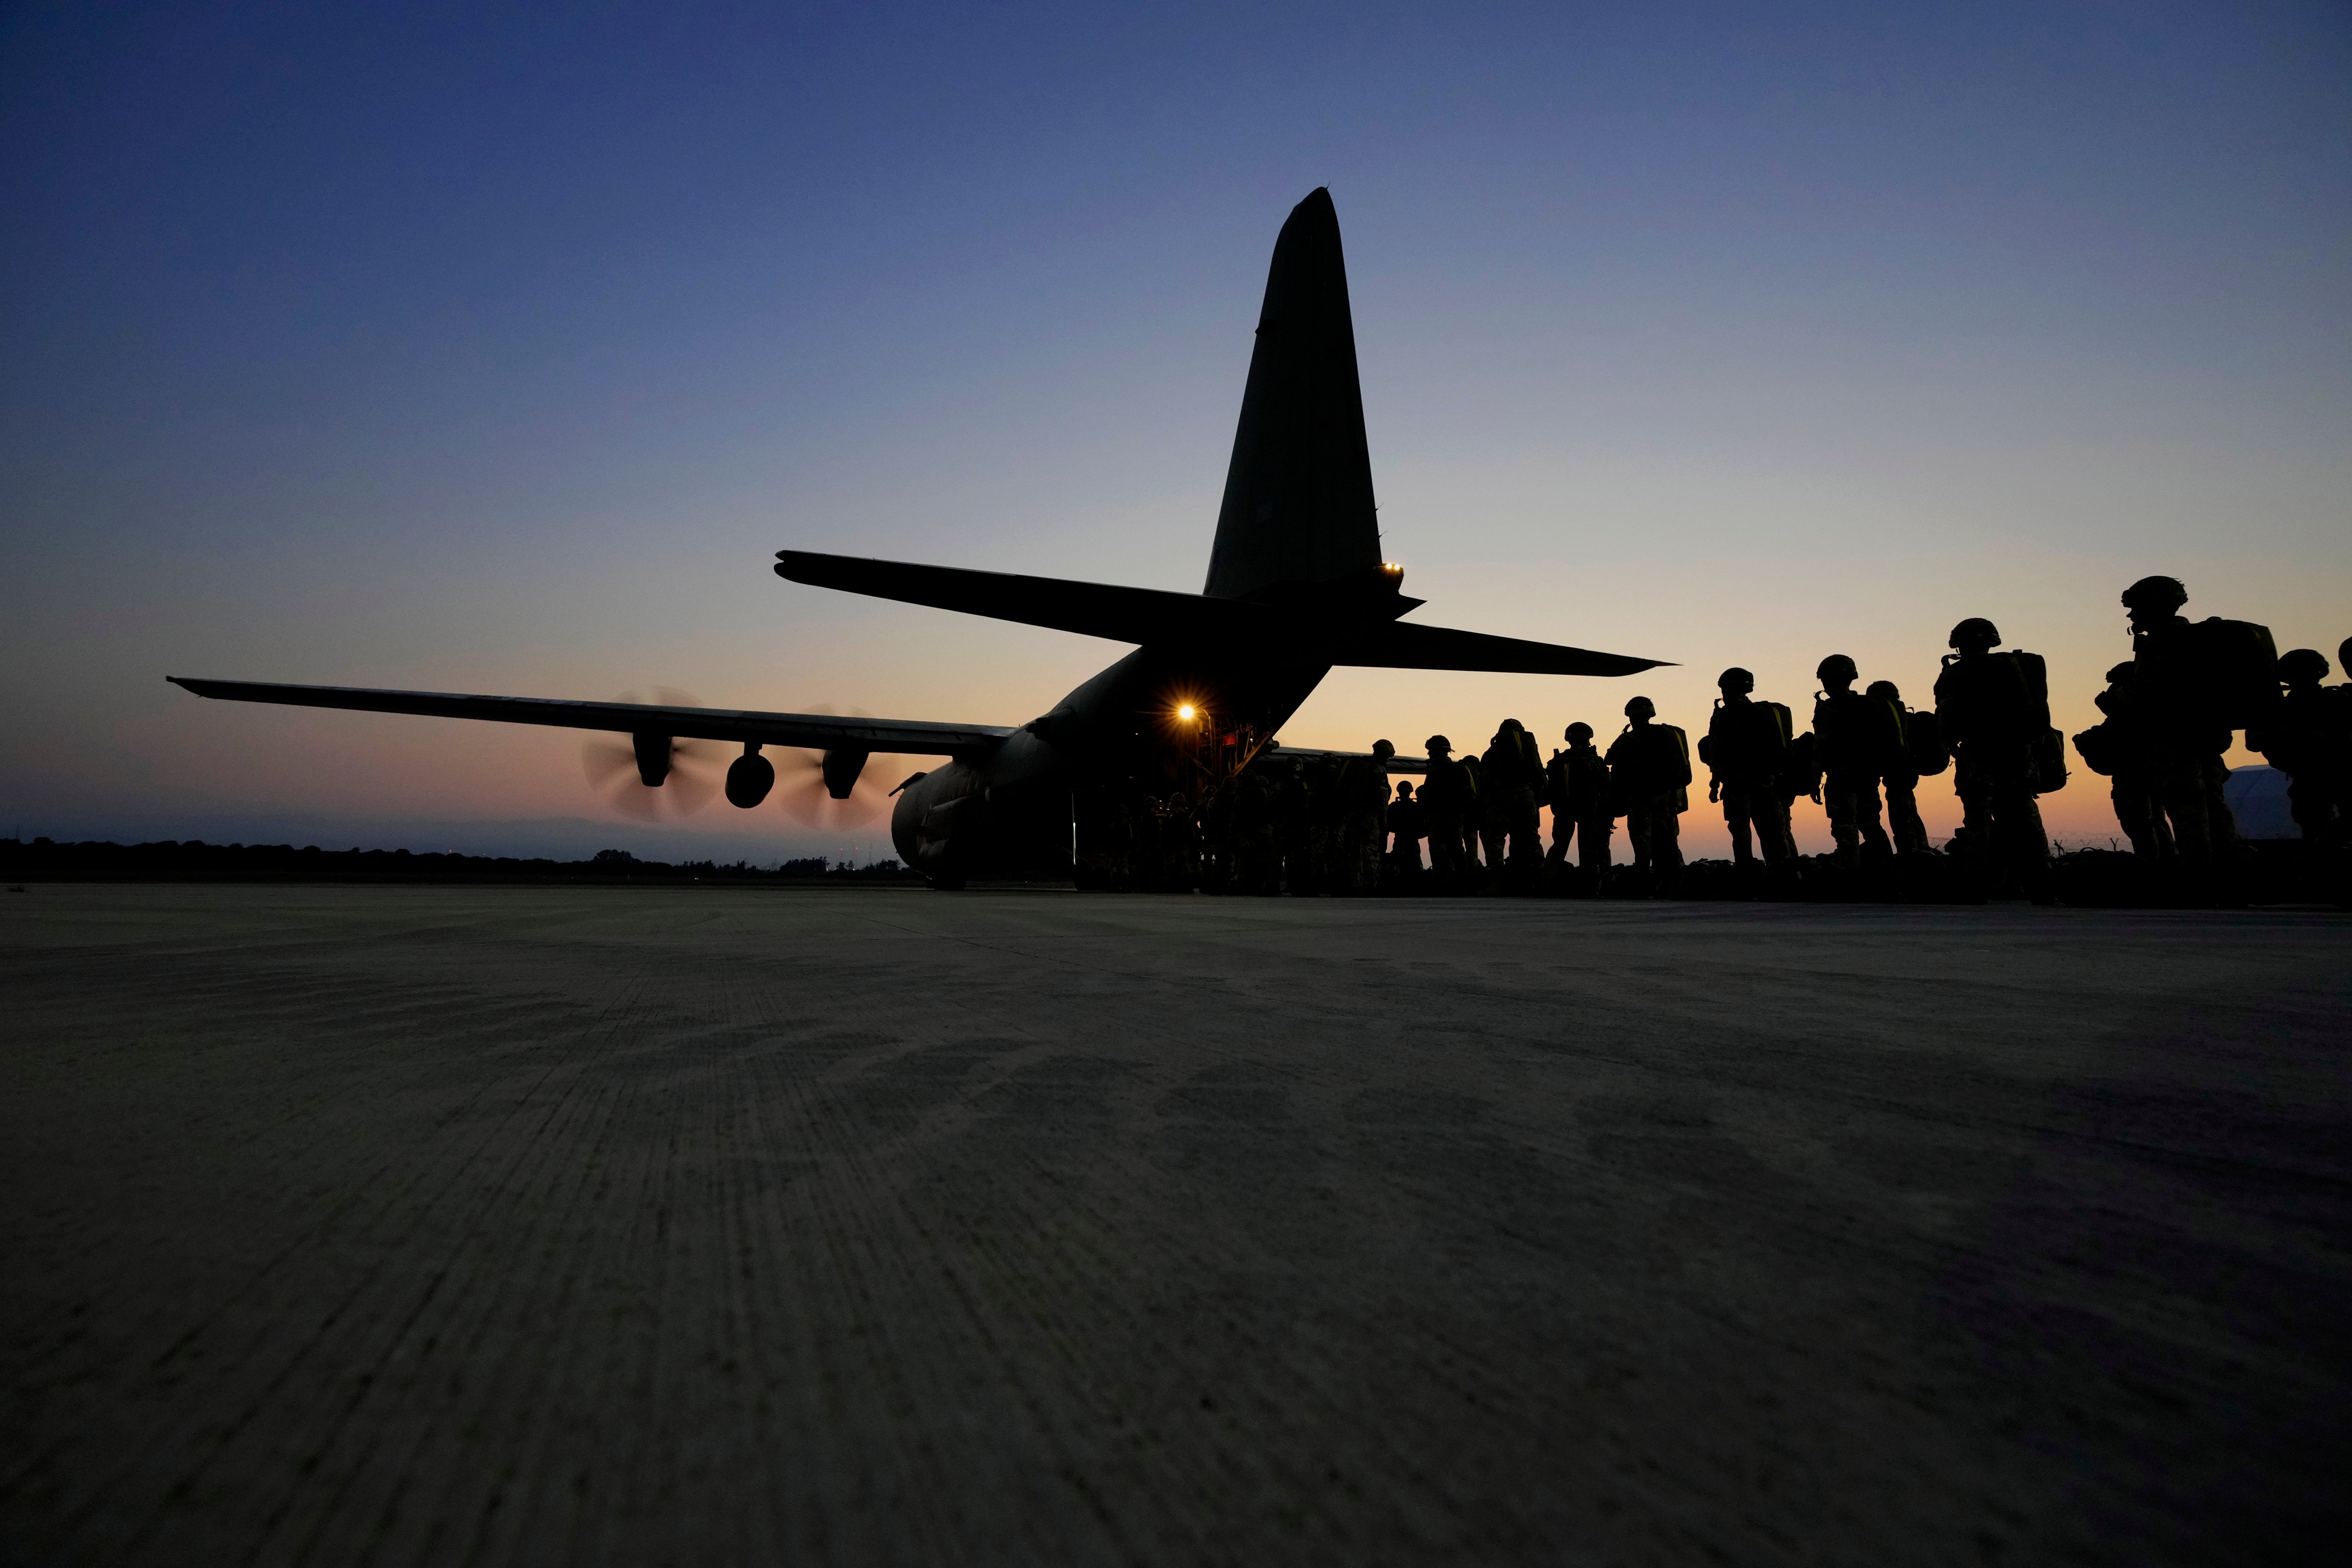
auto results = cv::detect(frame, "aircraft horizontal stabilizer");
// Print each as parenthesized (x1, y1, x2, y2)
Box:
(776, 551, 1271, 644)
(1329, 620, 1666, 677)
(777, 550, 1664, 675)
(166, 678, 1013, 756)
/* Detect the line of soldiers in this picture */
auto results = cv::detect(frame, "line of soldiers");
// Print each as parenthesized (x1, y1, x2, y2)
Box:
(1091, 576, 2347, 899)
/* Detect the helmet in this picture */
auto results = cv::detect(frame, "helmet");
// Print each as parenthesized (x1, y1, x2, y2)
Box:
(1565, 722, 1594, 742)
(1372, 737, 1396, 757)
(1717, 666, 1754, 693)
(1816, 653, 1857, 682)
(1624, 695, 1655, 719)
(2121, 575, 2187, 612)
(2278, 648, 2331, 684)
(1948, 617, 2001, 650)
(1425, 734, 1452, 754)
(1500, 717, 1523, 733)
(1865, 679, 1899, 702)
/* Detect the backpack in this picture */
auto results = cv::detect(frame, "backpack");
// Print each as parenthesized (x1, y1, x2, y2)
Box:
(2072, 721, 2119, 778)
(2002, 650, 2052, 730)
(2031, 726, 2069, 795)
(1785, 730, 1820, 802)
(2192, 617, 2282, 730)
(1901, 708, 1949, 777)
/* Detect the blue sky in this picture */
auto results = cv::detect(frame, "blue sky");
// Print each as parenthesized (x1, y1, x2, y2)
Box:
(4, 1, 2346, 858)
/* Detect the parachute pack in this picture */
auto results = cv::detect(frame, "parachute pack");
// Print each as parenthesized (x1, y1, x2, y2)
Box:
(1899, 708, 1949, 777)
(2192, 617, 2281, 730)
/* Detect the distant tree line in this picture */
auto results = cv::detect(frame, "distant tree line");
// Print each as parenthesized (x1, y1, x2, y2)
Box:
(0, 838, 919, 886)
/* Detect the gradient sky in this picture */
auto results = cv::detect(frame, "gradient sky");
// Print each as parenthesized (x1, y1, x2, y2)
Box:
(5, 0, 2348, 862)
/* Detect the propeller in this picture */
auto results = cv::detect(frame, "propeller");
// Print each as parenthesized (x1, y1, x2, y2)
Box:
(580, 688, 723, 820)
(774, 703, 908, 830)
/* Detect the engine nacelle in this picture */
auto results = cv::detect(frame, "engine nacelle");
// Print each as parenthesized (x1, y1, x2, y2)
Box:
(724, 750, 775, 808)
(890, 763, 985, 889)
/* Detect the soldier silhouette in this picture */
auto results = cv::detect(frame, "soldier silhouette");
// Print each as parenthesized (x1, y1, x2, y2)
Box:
(1480, 719, 1544, 886)
(1419, 735, 1471, 885)
(1865, 679, 1934, 855)
(1700, 667, 1796, 866)
(2075, 662, 2174, 859)
(2122, 575, 2283, 872)
(1606, 696, 1690, 890)
(1812, 655, 1897, 865)
(2249, 651, 2340, 845)
(1934, 617, 2054, 901)
(1546, 723, 1612, 888)
(1387, 779, 1425, 883)
(1335, 740, 1396, 893)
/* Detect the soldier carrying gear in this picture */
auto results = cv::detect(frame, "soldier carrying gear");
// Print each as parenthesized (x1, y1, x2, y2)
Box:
(1811, 654, 1899, 865)
(1387, 779, 1426, 881)
(1865, 679, 1934, 855)
(1700, 667, 1796, 866)
(2122, 576, 2276, 867)
(1547, 722, 1613, 884)
(1606, 695, 1691, 888)
(1334, 740, 1397, 894)
(1418, 735, 1472, 884)
(2075, 662, 2173, 858)
(1934, 617, 2054, 900)
(1479, 719, 1545, 883)
(2248, 651, 2341, 845)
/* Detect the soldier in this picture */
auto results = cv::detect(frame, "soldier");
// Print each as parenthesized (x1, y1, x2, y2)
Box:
(1335, 740, 1396, 893)
(2122, 575, 2270, 866)
(1605, 696, 1691, 886)
(1230, 764, 1281, 894)
(1387, 780, 1425, 883)
(1479, 719, 1544, 884)
(1547, 723, 1612, 883)
(2075, 662, 2173, 858)
(1865, 680, 1933, 855)
(1933, 617, 2053, 900)
(1700, 667, 1795, 866)
(1419, 735, 1471, 884)
(2249, 651, 2340, 844)
(1812, 655, 1898, 865)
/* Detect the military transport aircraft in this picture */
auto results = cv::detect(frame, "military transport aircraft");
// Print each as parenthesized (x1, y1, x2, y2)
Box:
(172, 189, 1664, 887)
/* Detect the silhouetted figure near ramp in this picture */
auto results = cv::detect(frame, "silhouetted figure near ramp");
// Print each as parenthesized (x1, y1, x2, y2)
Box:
(2250, 651, 2341, 844)
(1230, 765, 1280, 894)
(1479, 719, 1544, 886)
(1387, 779, 1424, 883)
(2123, 575, 2275, 869)
(2075, 662, 2174, 859)
(1546, 723, 1613, 887)
(1812, 655, 1898, 866)
(1420, 736, 1471, 885)
(1934, 618, 2054, 901)
(1700, 668, 1796, 866)
(1607, 696, 1690, 890)
(1866, 679, 1937, 855)
(1336, 740, 1395, 893)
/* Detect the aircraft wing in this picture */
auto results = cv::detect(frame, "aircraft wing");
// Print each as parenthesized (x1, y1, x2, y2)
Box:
(1327, 620, 1667, 677)
(166, 678, 1014, 755)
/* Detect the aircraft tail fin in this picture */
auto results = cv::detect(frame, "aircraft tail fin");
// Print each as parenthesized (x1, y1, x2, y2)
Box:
(1202, 188, 1383, 602)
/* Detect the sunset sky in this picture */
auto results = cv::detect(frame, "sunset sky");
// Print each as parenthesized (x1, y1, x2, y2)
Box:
(4, 1, 2347, 863)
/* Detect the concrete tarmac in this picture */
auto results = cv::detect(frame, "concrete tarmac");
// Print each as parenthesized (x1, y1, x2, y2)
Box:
(2, 884, 2347, 1565)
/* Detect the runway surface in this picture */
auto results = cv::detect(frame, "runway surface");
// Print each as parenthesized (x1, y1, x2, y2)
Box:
(2, 884, 2347, 1565)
